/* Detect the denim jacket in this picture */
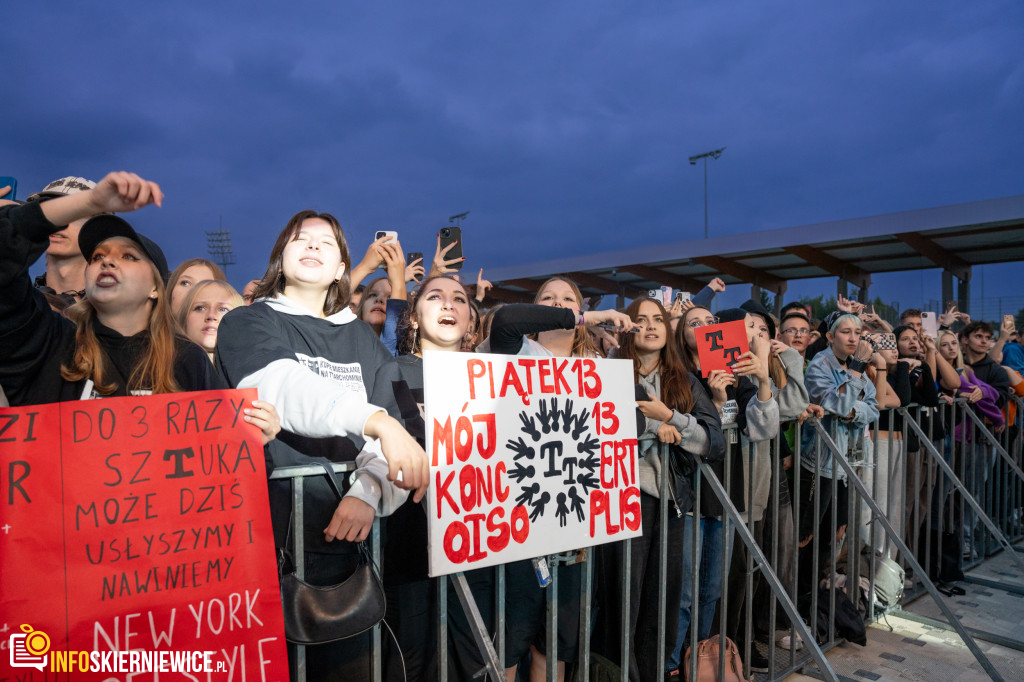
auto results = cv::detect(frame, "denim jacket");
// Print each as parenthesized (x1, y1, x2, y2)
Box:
(802, 347, 879, 480)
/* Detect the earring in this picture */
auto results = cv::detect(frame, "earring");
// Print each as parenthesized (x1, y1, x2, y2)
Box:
(413, 326, 419, 348)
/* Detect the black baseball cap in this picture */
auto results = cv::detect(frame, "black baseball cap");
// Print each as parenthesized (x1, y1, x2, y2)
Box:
(78, 215, 170, 283)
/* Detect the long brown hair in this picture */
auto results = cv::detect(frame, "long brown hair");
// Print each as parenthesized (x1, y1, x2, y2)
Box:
(530, 277, 597, 358)
(61, 261, 182, 395)
(619, 298, 695, 413)
(397, 275, 470, 355)
(252, 210, 351, 315)
(356, 276, 391, 323)
(676, 305, 711, 375)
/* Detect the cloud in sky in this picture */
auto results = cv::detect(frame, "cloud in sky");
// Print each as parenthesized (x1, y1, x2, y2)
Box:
(7, 0, 1022, 305)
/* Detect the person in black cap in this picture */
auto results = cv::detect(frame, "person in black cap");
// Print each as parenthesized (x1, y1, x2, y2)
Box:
(0, 171, 277, 442)
(26, 176, 98, 301)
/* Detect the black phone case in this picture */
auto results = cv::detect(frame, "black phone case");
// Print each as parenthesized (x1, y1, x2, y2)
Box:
(439, 226, 463, 270)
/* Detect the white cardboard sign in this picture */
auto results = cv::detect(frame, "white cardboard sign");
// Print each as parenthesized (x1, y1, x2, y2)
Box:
(424, 351, 642, 577)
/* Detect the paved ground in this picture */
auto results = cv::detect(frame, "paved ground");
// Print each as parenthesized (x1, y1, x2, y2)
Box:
(779, 546, 1024, 681)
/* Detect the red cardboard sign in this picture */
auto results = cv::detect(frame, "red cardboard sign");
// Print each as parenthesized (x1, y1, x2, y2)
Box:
(694, 320, 749, 377)
(0, 390, 288, 681)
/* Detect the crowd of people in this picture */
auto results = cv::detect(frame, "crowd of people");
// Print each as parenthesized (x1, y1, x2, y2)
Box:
(1, 171, 1022, 682)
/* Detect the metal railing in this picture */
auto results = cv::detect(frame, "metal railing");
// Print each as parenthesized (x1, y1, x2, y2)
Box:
(270, 393, 1024, 682)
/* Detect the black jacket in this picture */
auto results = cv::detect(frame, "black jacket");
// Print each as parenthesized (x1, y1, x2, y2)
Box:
(0, 202, 221, 406)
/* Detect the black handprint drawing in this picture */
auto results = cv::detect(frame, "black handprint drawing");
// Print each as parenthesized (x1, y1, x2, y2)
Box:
(577, 434, 599, 457)
(530, 491, 550, 522)
(571, 407, 590, 439)
(578, 452, 599, 473)
(568, 487, 586, 522)
(537, 399, 553, 434)
(556, 492, 569, 527)
(506, 436, 536, 461)
(508, 462, 535, 483)
(519, 411, 541, 442)
(561, 399, 575, 434)
(516, 483, 540, 507)
(576, 471, 599, 494)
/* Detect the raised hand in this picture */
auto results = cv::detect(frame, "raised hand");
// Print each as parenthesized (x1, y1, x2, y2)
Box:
(519, 411, 541, 441)
(428, 233, 464, 278)
(475, 268, 493, 302)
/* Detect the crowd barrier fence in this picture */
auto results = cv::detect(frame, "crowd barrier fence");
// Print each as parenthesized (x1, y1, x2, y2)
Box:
(272, 393, 1023, 682)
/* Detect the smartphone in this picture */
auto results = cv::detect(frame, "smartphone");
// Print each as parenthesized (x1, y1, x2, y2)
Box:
(660, 286, 672, 307)
(375, 230, 398, 241)
(439, 226, 463, 270)
(920, 311, 938, 337)
(594, 322, 639, 333)
(675, 291, 691, 304)
(0, 176, 16, 201)
(406, 251, 423, 265)
(648, 289, 659, 299)
(945, 300, 958, 313)
(1005, 314, 1016, 331)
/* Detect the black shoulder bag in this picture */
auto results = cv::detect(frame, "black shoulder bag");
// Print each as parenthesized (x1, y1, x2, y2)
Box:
(277, 461, 386, 644)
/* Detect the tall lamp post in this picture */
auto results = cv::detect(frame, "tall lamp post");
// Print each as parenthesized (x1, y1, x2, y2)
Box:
(689, 147, 725, 239)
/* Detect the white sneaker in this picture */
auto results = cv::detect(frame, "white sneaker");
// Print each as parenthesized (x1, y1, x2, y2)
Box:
(775, 630, 804, 650)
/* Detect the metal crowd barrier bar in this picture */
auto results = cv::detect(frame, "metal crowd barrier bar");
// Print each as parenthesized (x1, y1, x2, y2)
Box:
(902, 407, 1024, 577)
(268, 462, 384, 682)
(697, 458, 839, 682)
(808, 419, 1006, 682)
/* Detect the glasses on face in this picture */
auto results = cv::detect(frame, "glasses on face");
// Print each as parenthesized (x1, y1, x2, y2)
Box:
(688, 316, 720, 328)
(782, 328, 810, 337)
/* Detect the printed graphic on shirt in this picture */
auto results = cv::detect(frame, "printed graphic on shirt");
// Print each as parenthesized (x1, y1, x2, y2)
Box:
(295, 353, 368, 401)
(721, 398, 738, 426)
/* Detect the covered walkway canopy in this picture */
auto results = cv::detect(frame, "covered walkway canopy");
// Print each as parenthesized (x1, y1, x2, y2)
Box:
(480, 194, 1024, 314)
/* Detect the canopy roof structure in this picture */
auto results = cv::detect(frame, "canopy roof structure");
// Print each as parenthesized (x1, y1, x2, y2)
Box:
(479, 194, 1024, 311)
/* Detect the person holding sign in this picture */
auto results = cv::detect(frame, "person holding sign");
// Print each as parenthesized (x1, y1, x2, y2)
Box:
(215, 209, 427, 681)
(669, 305, 782, 666)
(0, 172, 232, 404)
(381, 273, 496, 680)
(593, 297, 724, 682)
(481, 276, 635, 682)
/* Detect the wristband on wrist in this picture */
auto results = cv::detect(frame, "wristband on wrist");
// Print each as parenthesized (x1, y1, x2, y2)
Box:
(578, 312, 586, 327)
(847, 358, 868, 373)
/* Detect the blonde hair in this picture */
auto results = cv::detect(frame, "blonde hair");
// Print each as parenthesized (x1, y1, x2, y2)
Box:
(175, 280, 244, 333)
(936, 329, 964, 370)
(530, 277, 597, 358)
(61, 261, 182, 395)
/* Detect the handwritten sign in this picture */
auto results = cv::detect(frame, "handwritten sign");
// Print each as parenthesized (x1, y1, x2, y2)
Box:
(423, 352, 641, 577)
(0, 390, 288, 680)
(695, 320, 749, 377)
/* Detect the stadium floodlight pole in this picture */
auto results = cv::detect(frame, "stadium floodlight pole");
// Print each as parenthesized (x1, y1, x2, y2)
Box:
(688, 147, 725, 239)
(449, 211, 470, 226)
(206, 228, 236, 278)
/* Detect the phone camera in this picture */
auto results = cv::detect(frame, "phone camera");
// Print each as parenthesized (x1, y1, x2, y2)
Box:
(440, 228, 451, 238)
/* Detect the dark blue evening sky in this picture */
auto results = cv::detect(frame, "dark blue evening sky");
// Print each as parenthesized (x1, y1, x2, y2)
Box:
(6, 1, 1023, 315)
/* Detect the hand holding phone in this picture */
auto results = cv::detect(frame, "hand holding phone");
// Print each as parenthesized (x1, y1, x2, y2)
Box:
(438, 226, 463, 271)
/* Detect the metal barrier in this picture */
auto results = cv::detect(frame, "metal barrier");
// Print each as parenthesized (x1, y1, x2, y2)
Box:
(268, 393, 1024, 682)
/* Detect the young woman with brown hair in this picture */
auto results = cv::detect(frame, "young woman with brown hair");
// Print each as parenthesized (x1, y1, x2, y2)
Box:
(215, 209, 427, 682)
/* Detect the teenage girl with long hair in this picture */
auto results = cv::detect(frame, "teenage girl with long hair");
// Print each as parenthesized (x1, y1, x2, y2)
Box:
(215, 209, 427, 681)
(595, 297, 724, 681)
